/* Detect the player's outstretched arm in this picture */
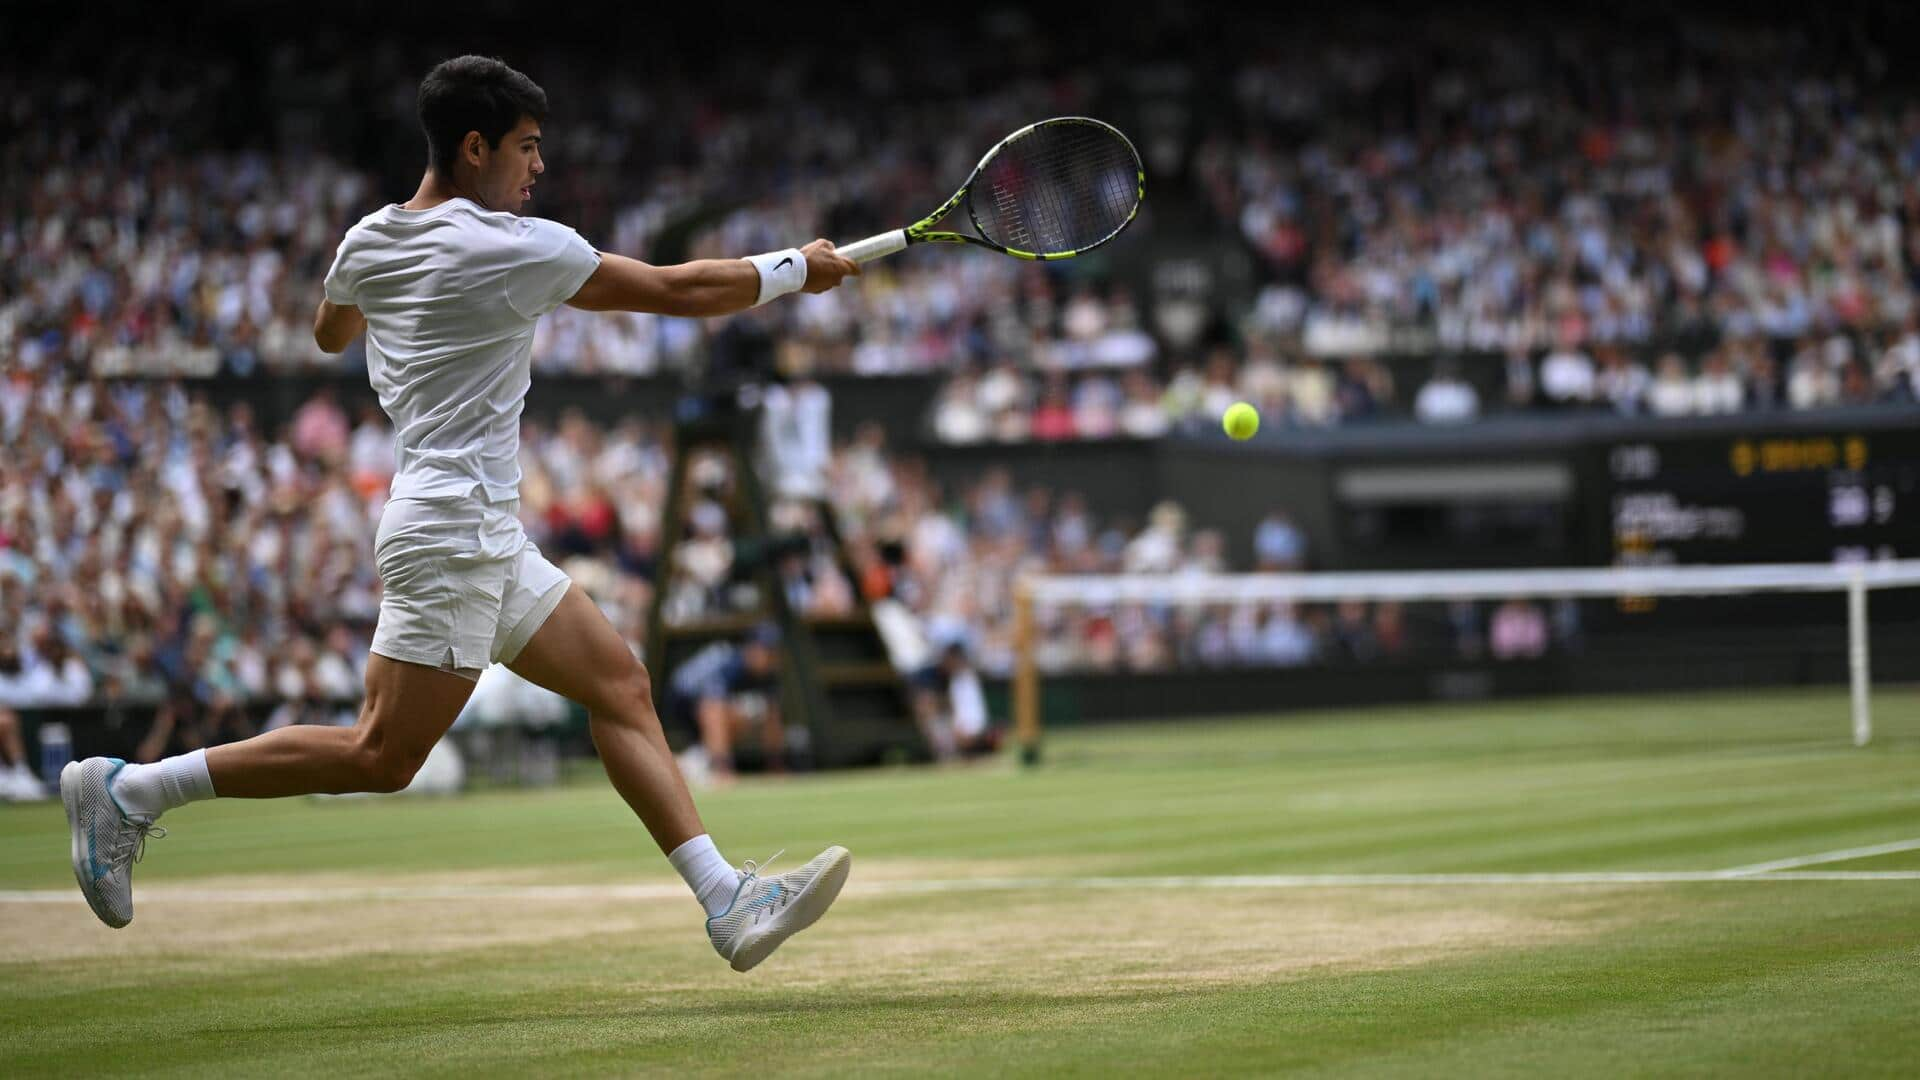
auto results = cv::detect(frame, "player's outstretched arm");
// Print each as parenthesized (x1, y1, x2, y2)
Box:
(313, 300, 366, 353)
(566, 239, 859, 318)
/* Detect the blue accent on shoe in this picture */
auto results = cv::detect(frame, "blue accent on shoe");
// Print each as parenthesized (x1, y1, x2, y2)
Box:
(705, 875, 750, 928)
(102, 759, 132, 820)
(84, 760, 133, 881)
(704, 880, 784, 929)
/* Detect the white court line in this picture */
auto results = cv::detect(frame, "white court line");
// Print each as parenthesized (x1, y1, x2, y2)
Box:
(3, 870, 1919, 905)
(1718, 837, 1920, 876)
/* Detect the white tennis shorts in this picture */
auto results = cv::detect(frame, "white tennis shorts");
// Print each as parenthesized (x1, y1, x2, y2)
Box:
(370, 496, 570, 679)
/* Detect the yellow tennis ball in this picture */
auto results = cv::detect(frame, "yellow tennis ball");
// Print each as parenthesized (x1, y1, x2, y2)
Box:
(1223, 402, 1260, 440)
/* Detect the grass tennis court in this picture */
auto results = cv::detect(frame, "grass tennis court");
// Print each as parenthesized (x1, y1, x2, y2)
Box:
(4, 687, 1919, 1076)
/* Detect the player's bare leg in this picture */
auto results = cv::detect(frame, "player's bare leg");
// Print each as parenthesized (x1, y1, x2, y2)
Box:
(63, 655, 475, 927)
(508, 584, 850, 971)
(508, 584, 704, 851)
(206, 656, 476, 796)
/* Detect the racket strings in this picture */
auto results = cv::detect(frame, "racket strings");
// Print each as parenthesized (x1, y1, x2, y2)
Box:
(974, 121, 1138, 255)
(992, 127, 1127, 251)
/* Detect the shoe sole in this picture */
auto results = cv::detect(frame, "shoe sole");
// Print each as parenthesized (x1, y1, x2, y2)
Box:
(729, 846, 852, 973)
(61, 761, 128, 929)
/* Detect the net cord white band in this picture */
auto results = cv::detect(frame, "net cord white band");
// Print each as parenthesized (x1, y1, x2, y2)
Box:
(1023, 561, 1920, 606)
(1018, 560, 1920, 748)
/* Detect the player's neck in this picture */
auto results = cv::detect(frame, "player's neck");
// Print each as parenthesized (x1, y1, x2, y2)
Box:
(402, 170, 488, 213)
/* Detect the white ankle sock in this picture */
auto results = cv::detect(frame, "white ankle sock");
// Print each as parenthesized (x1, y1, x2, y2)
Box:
(668, 834, 740, 917)
(109, 750, 216, 822)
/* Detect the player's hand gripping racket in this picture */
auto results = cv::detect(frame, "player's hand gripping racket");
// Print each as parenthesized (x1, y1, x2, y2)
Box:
(837, 117, 1144, 263)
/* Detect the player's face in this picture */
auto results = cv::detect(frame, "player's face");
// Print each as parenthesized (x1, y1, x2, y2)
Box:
(478, 115, 545, 214)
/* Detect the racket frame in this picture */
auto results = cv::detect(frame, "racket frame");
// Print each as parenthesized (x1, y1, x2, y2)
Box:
(838, 116, 1144, 263)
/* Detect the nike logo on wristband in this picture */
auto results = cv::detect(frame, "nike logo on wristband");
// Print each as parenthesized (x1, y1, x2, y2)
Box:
(775, 256, 795, 270)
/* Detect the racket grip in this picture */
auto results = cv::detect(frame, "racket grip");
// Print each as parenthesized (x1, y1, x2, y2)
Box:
(837, 229, 908, 264)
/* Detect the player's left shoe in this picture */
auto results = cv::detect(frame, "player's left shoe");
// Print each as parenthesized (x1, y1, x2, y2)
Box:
(61, 757, 167, 929)
(706, 845, 852, 973)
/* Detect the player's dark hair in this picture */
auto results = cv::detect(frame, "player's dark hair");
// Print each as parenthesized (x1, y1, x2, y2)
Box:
(417, 56, 547, 178)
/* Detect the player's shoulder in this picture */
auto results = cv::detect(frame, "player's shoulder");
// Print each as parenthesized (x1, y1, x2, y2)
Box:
(332, 208, 381, 249)
(448, 203, 589, 257)
(442, 200, 573, 235)
(332, 205, 409, 260)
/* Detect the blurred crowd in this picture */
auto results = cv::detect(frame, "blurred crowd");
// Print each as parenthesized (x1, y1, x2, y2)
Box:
(1207, 26, 1920, 361)
(9, 18, 1920, 432)
(1, 50, 376, 377)
(932, 325, 1919, 440)
(1411, 333, 1920, 424)
(0, 370, 666, 757)
(1, 374, 1576, 753)
(9, 11, 1912, 769)
(929, 348, 1398, 441)
(1, 34, 1135, 382)
(825, 429, 1573, 673)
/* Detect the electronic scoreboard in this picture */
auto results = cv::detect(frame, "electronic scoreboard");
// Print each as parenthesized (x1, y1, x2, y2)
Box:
(1604, 426, 1918, 567)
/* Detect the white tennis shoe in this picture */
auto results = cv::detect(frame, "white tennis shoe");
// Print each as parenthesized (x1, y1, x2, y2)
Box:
(706, 845, 852, 973)
(61, 757, 166, 929)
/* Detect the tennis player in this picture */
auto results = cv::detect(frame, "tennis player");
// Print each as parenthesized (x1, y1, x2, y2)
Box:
(61, 56, 856, 973)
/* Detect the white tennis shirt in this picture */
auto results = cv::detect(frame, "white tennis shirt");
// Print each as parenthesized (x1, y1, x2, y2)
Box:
(323, 197, 601, 504)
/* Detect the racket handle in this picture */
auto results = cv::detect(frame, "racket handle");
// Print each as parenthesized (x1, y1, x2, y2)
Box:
(837, 229, 908, 264)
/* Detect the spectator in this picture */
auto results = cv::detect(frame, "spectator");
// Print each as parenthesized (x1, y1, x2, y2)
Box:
(1539, 345, 1597, 408)
(1787, 349, 1841, 410)
(1253, 512, 1307, 572)
(761, 373, 832, 500)
(290, 387, 350, 463)
(1118, 371, 1171, 438)
(264, 655, 353, 733)
(1839, 362, 1876, 405)
(664, 623, 786, 783)
(1414, 361, 1480, 424)
(19, 629, 93, 707)
(1288, 357, 1338, 425)
(1071, 373, 1122, 438)
(1695, 352, 1746, 414)
(1124, 503, 1187, 574)
(1448, 601, 1485, 660)
(1030, 376, 1078, 441)
(910, 641, 1001, 762)
(135, 679, 251, 763)
(1336, 357, 1394, 420)
(1647, 354, 1696, 417)
(931, 372, 990, 444)
(1252, 603, 1317, 666)
(1329, 600, 1380, 663)
(0, 633, 49, 800)
(1490, 599, 1550, 660)
(456, 665, 569, 733)
(1743, 346, 1784, 410)
(1503, 348, 1538, 410)
(1596, 349, 1652, 415)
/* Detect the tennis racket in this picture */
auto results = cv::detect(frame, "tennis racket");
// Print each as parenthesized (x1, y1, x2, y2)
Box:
(836, 116, 1144, 264)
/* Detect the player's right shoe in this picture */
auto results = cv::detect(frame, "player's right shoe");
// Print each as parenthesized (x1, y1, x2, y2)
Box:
(61, 758, 166, 929)
(706, 845, 852, 973)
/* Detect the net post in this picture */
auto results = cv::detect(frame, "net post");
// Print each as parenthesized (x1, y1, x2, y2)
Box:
(1013, 577, 1041, 766)
(1848, 570, 1871, 747)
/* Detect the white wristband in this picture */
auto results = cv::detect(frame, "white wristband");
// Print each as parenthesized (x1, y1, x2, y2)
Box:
(746, 248, 807, 306)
